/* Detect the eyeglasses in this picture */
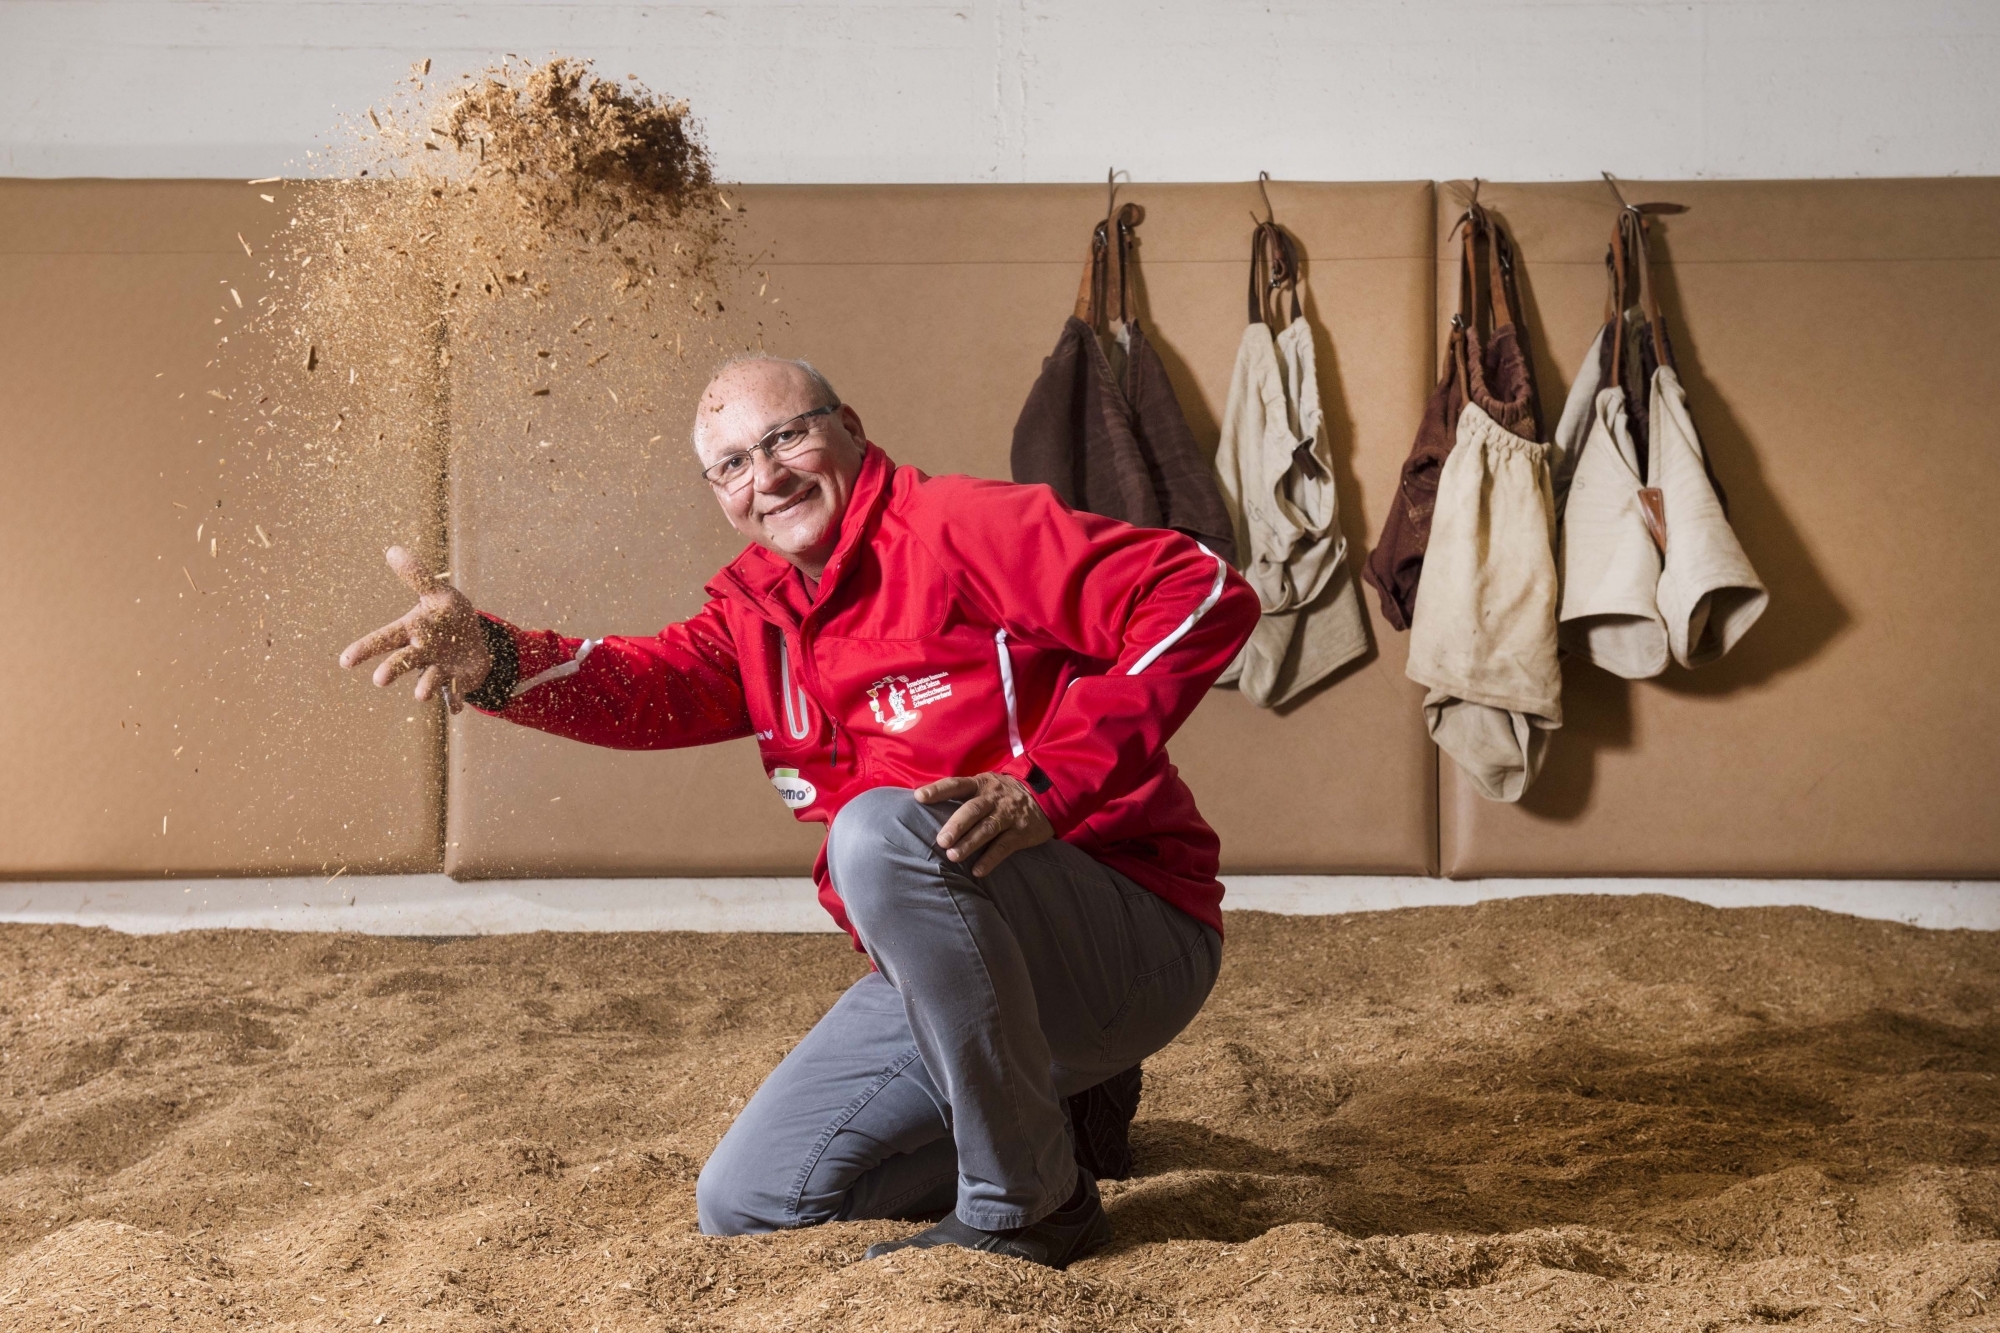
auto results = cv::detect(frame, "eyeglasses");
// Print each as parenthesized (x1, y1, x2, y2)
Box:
(700, 403, 843, 492)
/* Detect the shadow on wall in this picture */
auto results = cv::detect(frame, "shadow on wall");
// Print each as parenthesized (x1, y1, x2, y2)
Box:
(1482, 206, 1849, 822)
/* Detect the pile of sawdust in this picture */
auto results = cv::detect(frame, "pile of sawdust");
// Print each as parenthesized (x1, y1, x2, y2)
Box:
(5, 895, 2000, 1330)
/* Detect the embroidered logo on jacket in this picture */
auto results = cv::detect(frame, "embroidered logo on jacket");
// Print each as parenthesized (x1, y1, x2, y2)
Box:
(770, 767, 817, 810)
(866, 671, 951, 734)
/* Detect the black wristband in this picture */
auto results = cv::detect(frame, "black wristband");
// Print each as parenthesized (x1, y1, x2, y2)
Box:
(461, 616, 519, 711)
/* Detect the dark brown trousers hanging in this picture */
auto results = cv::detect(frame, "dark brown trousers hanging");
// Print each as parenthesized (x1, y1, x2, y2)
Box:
(1361, 205, 1541, 631)
(1011, 202, 1237, 567)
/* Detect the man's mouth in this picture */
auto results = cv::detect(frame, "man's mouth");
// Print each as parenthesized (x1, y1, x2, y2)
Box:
(762, 487, 816, 519)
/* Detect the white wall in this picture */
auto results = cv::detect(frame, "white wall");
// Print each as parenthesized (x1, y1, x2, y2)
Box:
(3, 0, 1996, 183)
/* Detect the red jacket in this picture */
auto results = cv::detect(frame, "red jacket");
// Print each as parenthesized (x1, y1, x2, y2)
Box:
(478, 444, 1259, 946)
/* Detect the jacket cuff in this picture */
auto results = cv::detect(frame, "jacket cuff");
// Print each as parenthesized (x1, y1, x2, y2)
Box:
(462, 615, 520, 711)
(999, 755, 1069, 833)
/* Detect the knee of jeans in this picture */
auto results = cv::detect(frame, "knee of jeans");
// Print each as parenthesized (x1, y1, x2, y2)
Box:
(695, 1138, 784, 1236)
(828, 787, 935, 920)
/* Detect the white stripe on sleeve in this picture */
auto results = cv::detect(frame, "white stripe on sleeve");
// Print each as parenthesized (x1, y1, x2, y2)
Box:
(1126, 547, 1228, 676)
(510, 637, 602, 697)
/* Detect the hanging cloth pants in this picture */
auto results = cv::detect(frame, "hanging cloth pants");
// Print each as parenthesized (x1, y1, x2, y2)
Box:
(1559, 206, 1767, 673)
(1406, 403, 1562, 803)
(1012, 204, 1237, 565)
(1554, 331, 1768, 673)
(1214, 317, 1369, 706)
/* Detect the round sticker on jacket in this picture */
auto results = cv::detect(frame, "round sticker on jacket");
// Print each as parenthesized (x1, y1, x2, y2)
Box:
(770, 767, 816, 810)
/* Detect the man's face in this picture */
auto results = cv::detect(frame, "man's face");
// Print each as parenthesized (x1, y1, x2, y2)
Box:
(693, 361, 867, 575)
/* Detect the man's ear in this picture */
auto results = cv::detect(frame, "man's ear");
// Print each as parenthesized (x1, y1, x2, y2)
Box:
(837, 403, 867, 449)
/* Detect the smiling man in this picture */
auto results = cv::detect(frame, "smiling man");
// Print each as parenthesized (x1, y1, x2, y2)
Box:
(338, 355, 1258, 1269)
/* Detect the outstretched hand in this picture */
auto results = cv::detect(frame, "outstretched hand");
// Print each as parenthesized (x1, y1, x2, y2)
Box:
(337, 546, 492, 713)
(914, 771, 1053, 877)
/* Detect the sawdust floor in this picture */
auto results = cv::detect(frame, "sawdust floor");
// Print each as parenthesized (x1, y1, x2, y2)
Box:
(5, 894, 2000, 1331)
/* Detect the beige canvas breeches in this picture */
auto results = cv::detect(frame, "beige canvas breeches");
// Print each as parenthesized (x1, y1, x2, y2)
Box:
(1214, 317, 1369, 707)
(1406, 402, 1562, 802)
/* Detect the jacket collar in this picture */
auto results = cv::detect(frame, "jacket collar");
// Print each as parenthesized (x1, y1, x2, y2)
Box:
(707, 442, 896, 626)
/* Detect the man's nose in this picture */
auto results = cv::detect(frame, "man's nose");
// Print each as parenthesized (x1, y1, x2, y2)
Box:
(750, 448, 795, 491)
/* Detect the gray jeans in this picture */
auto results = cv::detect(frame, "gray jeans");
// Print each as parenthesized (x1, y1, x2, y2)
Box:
(695, 786, 1222, 1234)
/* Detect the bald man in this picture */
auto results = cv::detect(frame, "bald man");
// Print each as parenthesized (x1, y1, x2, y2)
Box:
(340, 356, 1258, 1269)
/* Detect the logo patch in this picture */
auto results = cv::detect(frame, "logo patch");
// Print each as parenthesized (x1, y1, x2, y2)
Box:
(770, 767, 817, 810)
(867, 671, 950, 734)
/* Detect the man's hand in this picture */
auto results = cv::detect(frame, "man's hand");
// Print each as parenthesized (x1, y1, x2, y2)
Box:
(915, 772, 1054, 877)
(337, 546, 492, 714)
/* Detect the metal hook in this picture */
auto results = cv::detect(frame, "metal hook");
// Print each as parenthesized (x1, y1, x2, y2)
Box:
(1256, 170, 1276, 226)
(1106, 167, 1119, 227)
(1453, 177, 1485, 230)
(1602, 171, 1640, 216)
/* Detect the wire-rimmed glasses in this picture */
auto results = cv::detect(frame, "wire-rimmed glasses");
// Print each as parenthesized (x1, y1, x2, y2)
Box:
(700, 403, 843, 493)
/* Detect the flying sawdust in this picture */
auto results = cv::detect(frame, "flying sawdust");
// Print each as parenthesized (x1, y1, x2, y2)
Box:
(176, 58, 759, 870)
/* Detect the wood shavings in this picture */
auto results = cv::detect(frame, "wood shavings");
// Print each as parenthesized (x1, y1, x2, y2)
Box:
(254, 525, 271, 548)
(238, 233, 253, 257)
(260, 194, 276, 203)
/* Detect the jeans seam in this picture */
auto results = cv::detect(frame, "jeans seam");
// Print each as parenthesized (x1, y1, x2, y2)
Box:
(785, 1046, 926, 1228)
(935, 857, 1043, 1180)
(924, 832, 1067, 1223)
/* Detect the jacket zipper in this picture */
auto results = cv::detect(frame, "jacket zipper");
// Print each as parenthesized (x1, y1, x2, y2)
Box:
(779, 639, 813, 742)
(994, 629, 1025, 758)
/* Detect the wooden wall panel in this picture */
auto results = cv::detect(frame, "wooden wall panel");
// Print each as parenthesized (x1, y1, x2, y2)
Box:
(445, 182, 1439, 878)
(1431, 179, 2000, 878)
(0, 181, 444, 877)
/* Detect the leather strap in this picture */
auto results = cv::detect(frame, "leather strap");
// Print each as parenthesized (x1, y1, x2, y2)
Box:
(1073, 202, 1145, 330)
(1247, 219, 1302, 328)
(1607, 207, 1674, 380)
(1452, 203, 1518, 336)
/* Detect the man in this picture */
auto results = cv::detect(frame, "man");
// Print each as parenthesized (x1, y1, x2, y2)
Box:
(339, 356, 1257, 1269)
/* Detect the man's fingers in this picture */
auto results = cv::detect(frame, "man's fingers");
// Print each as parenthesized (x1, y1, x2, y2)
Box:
(372, 644, 427, 688)
(971, 829, 1026, 878)
(947, 811, 1007, 864)
(385, 545, 441, 598)
(932, 794, 994, 851)
(338, 617, 412, 670)
(915, 775, 977, 805)
(413, 664, 442, 701)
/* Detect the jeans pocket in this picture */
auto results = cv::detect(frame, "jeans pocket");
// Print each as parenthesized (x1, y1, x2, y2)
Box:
(1099, 927, 1222, 1067)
